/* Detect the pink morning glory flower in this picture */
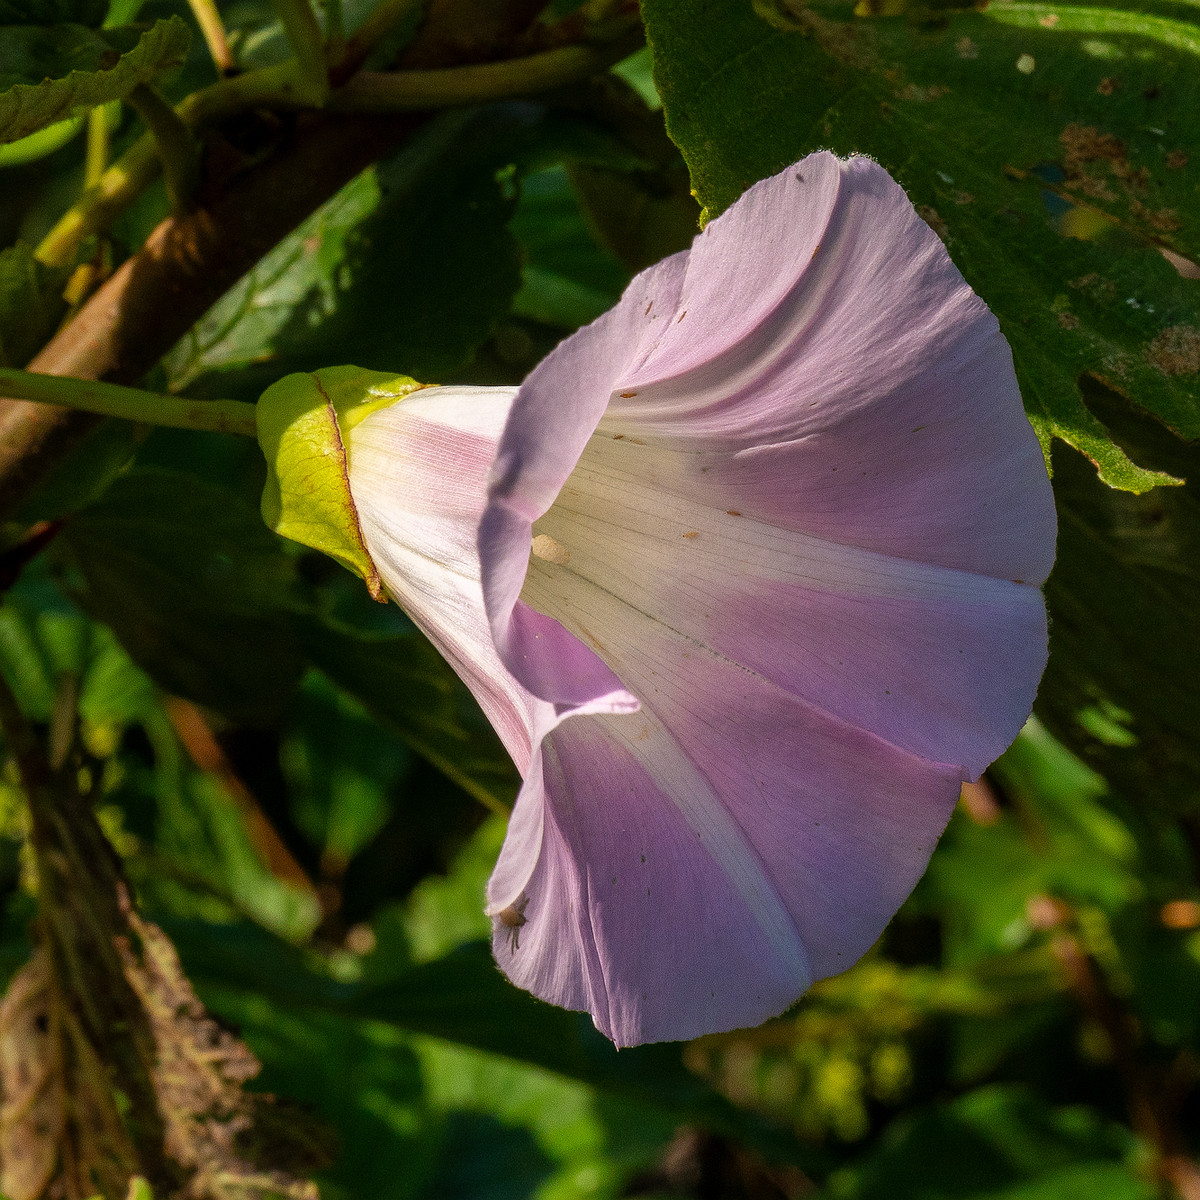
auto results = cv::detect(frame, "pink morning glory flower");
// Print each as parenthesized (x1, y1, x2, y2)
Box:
(345, 151, 1056, 1047)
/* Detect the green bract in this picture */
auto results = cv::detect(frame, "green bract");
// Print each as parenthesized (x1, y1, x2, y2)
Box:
(256, 366, 425, 602)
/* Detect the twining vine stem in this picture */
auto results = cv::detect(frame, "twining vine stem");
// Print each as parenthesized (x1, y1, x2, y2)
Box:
(0, 370, 258, 436)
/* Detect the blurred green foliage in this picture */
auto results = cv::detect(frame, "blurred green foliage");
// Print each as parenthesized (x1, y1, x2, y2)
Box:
(0, 0, 1199, 1196)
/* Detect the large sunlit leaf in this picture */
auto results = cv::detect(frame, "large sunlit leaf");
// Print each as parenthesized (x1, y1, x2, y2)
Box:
(642, 0, 1200, 491)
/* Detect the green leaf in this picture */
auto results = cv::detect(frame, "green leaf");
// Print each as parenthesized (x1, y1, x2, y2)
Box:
(165, 107, 530, 395)
(169, 919, 824, 1171)
(401, 814, 505, 962)
(1114, 901, 1200, 1047)
(1034, 387, 1200, 816)
(832, 1085, 1150, 1200)
(301, 617, 520, 814)
(221, 989, 673, 1200)
(57, 452, 518, 803)
(54, 449, 516, 806)
(991, 1163, 1158, 1200)
(0, 241, 66, 367)
(61, 466, 307, 725)
(0, 15, 189, 144)
(0, 571, 157, 727)
(642, 0, 1200, 490)
(924, 720, 1139, 963)
(280, 671, 410, 868)
(165, 104, 648, 397)
(509, 164, 632, 330)
(558, 75, 701, 274)
(132, 704, 323, 939)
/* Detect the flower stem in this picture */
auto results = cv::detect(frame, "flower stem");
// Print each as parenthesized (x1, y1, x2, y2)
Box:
(125, 84, 203, 213)
(36, 134, 158, 268)
(182, 59, 322, 123)
(185, 0, 236, 74)
(0, 369, 258, 437)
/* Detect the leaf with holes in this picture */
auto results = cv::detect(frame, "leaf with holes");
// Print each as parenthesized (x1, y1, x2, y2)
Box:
(643, 0, 1200, 491)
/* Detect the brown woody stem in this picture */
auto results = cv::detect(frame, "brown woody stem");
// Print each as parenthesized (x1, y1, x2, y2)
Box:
(1045, 904, 1200, 1200)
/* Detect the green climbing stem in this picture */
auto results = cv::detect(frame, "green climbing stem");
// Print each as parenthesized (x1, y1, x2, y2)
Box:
(0, 369, 258, 437)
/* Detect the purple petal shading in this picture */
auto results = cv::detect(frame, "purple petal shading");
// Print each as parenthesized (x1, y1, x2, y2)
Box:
(481, 252, 687, 709)
(347, 385, 637, 778)
(349, 385, 962, 1045)
(527, 435, 1048, 779)
(488, 710, 815, 1048)
(608, 153, 1056, 583)
(488, 638, 962, 1046)
(481, 153, 1056, 663)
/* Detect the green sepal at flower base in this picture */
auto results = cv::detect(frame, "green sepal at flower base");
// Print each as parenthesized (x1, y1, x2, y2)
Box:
(257, 365, 426, 601)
